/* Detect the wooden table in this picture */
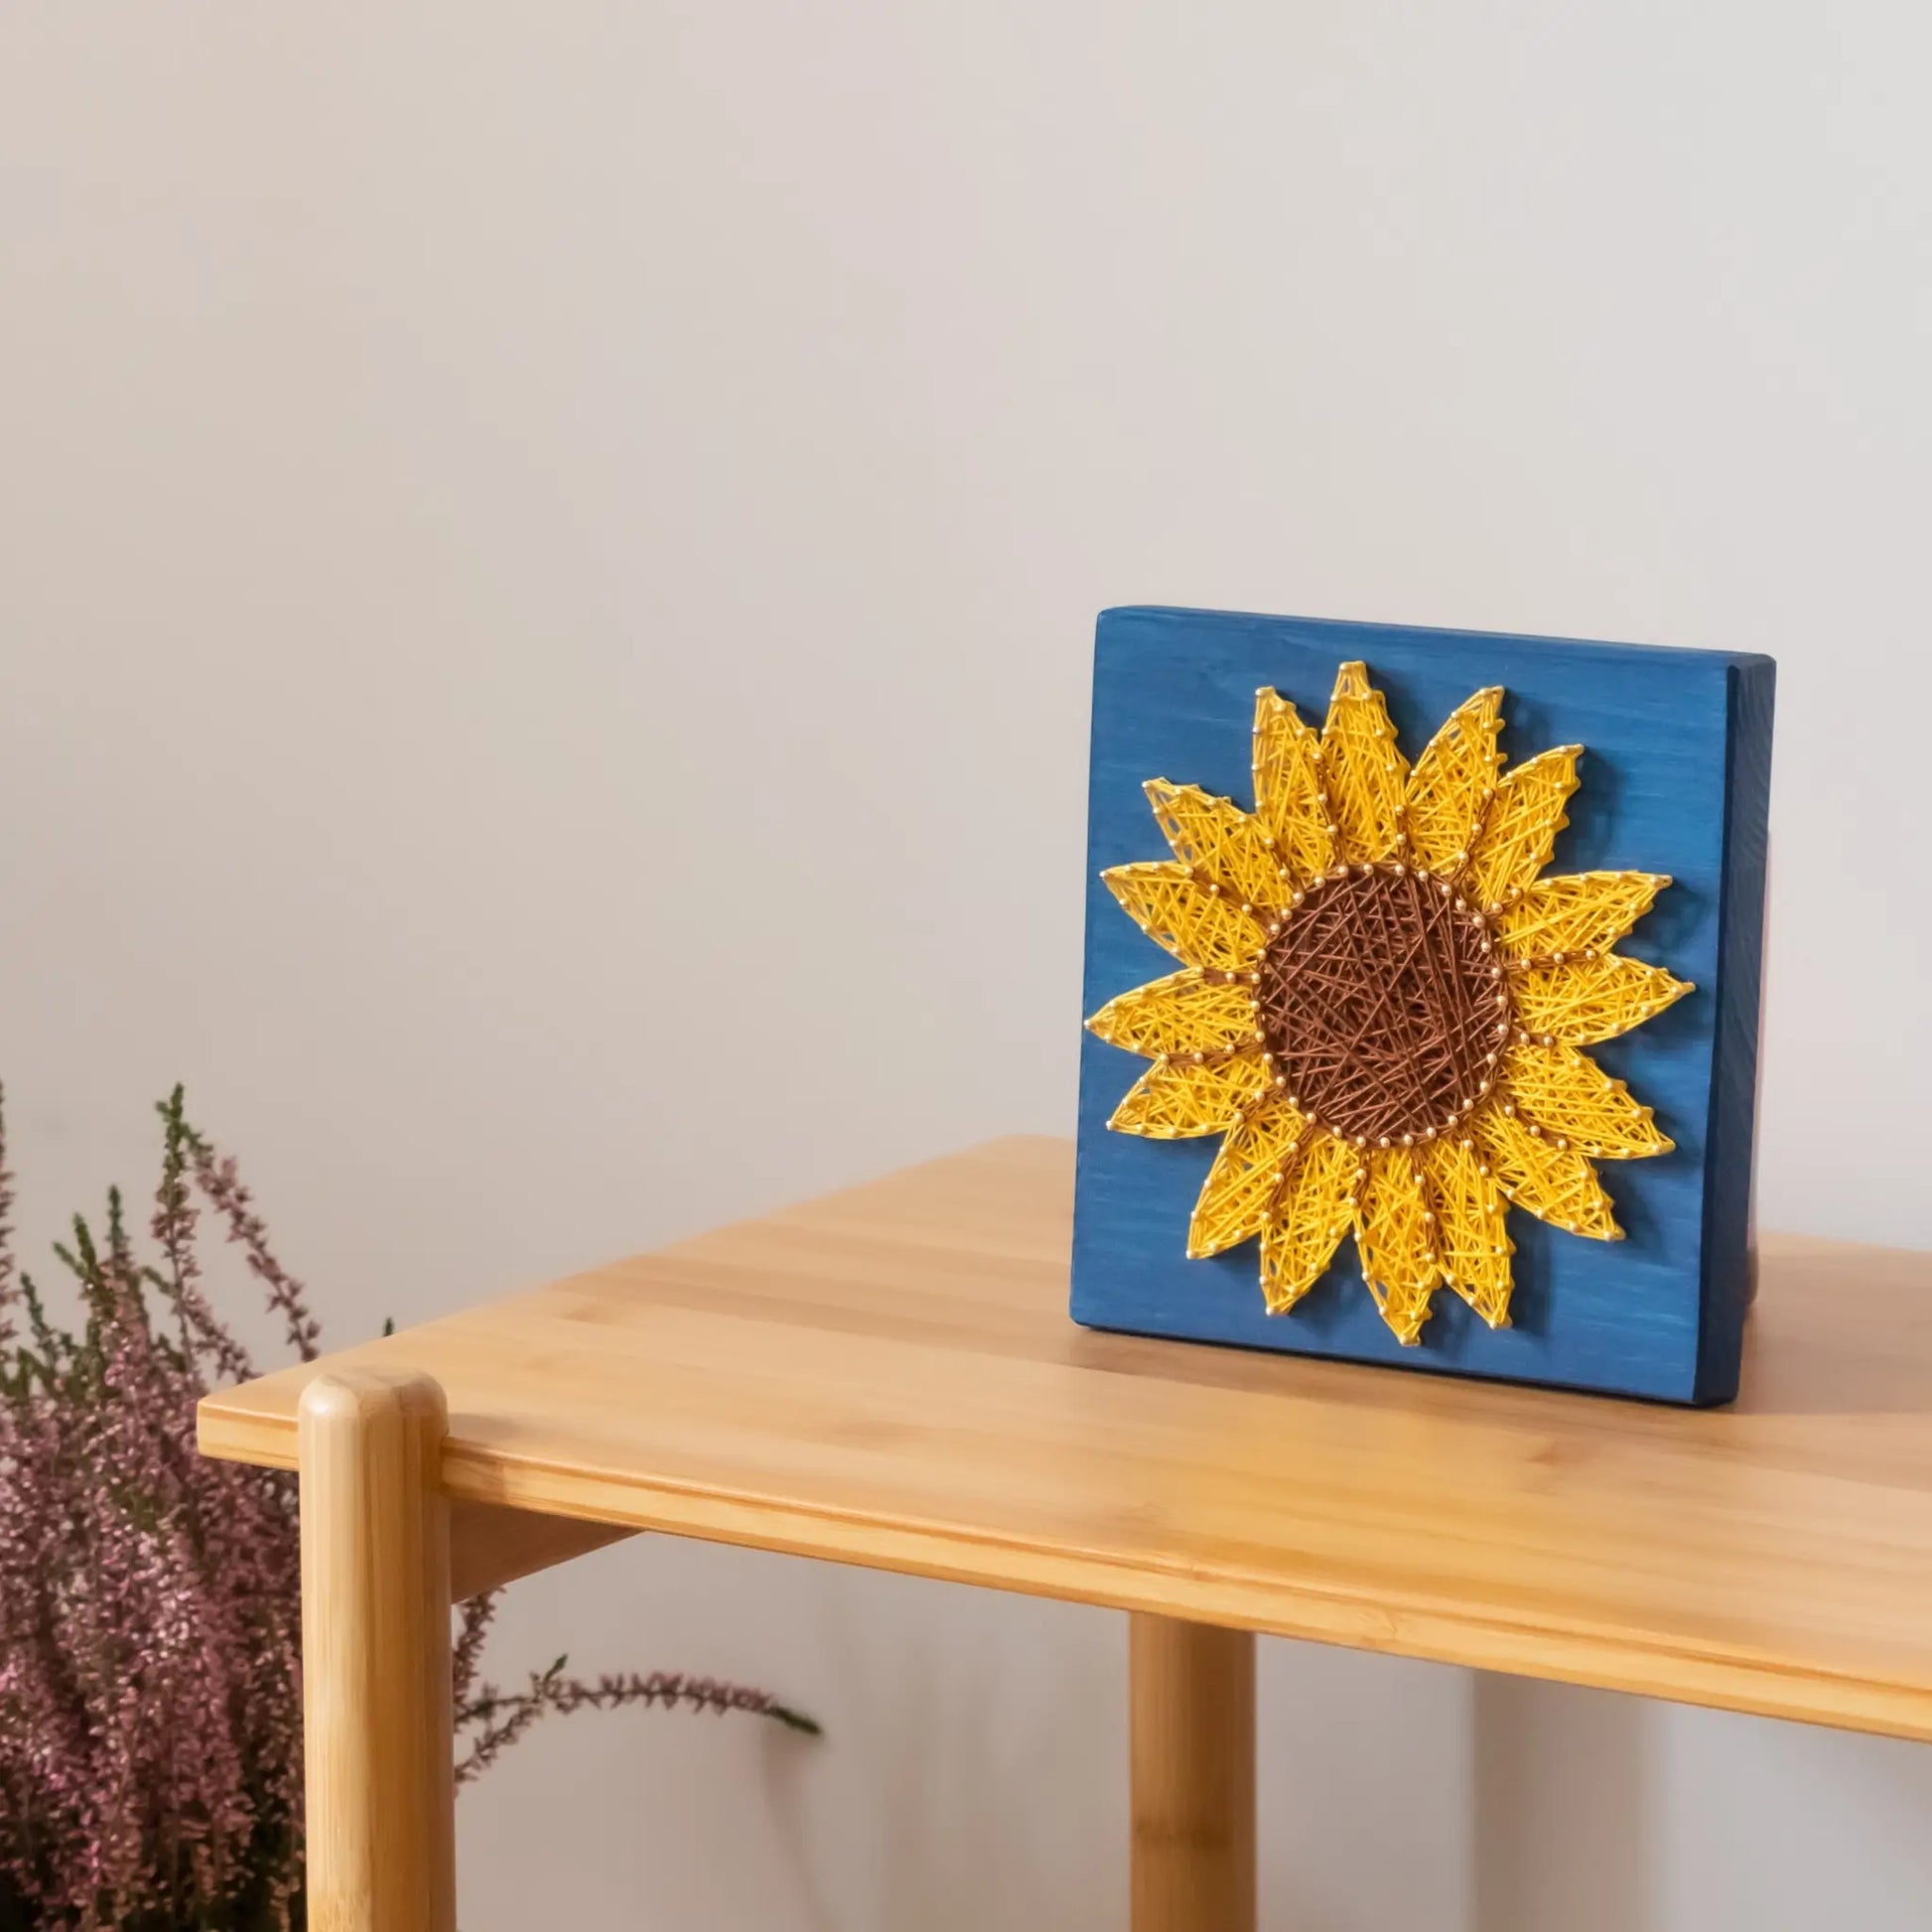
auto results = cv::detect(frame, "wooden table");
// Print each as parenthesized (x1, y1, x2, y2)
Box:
(199, 1136, 1932, 1932)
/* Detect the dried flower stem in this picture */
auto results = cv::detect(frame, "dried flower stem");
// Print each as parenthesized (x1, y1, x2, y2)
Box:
(0, 1088, 813, 1928)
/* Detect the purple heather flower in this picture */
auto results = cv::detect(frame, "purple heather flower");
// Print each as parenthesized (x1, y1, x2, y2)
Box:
(0, 1087, 812, 1928)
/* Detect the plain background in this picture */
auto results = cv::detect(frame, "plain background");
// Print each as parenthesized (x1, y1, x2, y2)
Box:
(4, 3, 1930, 1925)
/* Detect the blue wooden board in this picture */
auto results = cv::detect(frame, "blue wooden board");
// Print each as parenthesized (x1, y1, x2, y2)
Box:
(1072, 608, 1774, 1405)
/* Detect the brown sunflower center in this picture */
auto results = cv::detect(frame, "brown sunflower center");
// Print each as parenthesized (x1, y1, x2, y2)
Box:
(1257, 866, 1511, 1145)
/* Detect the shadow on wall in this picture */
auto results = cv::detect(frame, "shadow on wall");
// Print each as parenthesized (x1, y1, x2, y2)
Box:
(1476, 1674, 1932, 1932)
(1476, 1675, 1648, 1932)
(761, 1568, 1130, 1932)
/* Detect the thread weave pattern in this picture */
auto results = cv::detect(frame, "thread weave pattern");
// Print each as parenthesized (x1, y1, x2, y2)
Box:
(1087, 660, 1692, 1342)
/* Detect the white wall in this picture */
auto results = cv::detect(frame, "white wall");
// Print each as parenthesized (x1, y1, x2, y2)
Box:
(3, 2, 1928, 1925)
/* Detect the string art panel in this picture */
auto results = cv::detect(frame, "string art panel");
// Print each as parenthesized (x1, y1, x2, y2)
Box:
(1073, 609, 1774, 1405)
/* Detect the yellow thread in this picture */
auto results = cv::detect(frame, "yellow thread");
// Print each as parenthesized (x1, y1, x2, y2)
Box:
(1144, 780, 1292, 911)
(1508, 954, 1693, 1045)
(1404, 687, 1502, 874)
(1320, 661, 1408, 864)
(1100, 861, 1268, 974)
(1108, 1051, 1270, 1139)
(1496, 1039, 1674, 1161)
(1251, 690, 1334, 887)
(1088, 666, 1684, 1342)
(1464, 746, 1581, 910)
(1494, 871, 1671, 959)
(1188, 1094, 1310, 1258)
(1085, 968, 1259, 1058)
(1260, 1134, 1362, 1313)
(1472, 1105, 1622, 1240)
(1420, 1136, 1514, 1328)
(1356, 1148, 1441, 1345)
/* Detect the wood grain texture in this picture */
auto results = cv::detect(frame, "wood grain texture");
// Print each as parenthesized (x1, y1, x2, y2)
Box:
(202, 1138, 1932, 1741)
(1130, 1615, 1255, 1932)
(1074, 607, 1776, 1403)
(449, 1499, 635, 1602)
(298, 1370, 456, 1932)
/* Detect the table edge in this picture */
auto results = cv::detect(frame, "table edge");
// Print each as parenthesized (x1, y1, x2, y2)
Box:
(198, 1393, 1932, 1745)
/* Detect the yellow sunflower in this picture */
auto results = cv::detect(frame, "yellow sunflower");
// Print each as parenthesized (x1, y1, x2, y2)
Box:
(1085, 661, 1691, 1344)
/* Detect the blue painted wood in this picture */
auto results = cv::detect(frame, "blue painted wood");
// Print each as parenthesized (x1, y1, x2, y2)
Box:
(1692, 655, 1774, 1402)
(1071, 607, 1776, 1406)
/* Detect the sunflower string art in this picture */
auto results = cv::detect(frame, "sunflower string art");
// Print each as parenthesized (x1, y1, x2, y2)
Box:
(1072, 609, 1773, 1405)
(1086, 663, 1689, 1345)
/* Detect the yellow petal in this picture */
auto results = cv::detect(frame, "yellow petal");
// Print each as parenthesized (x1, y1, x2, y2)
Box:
(1086, 969, 1258, 1059)
(1404, 687, 1502, 875)
(1320, 661, 1408, 864)
(1144, 781, 1292, 911)
(1252, 689, 1335, 887)
(1420, 1135, 1514, 1328)
(1498, 1039, 1674, 1160)
(1108, 1051, 1268, 1139)
(1354, 1147, 1441, 1344)
(1509, 955, 1693, 1045)
(1259, 1132, 1362, 1313)
(1493, 871, 1672, 960)
(1101, 861, 1268, 973)
(1187, 1094, 1311, 1258)
(1465, 746, 1581, 911)
(1471, 1103, 1622, 1240)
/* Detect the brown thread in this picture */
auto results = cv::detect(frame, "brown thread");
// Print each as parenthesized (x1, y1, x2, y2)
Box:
(1257, 865, 1511, 1145)
(1094, 666, 1689, 1342)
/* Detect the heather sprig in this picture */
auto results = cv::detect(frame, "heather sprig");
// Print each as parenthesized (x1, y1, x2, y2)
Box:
(0, 1088, 811, 1931)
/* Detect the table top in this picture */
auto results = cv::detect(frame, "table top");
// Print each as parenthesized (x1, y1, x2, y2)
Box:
(200, 1136, 1932, 1741)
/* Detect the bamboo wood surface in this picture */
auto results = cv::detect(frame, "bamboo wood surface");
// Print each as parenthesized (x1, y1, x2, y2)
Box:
(449, 1499, 634, 1602)
(1130, 1615, 1255, 1932)
(203, 1137, 1932, 1740)
(298, 1370, 456, 1932)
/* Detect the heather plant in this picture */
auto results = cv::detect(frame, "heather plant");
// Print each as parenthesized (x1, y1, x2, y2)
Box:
(0, 1087, 813, 1932)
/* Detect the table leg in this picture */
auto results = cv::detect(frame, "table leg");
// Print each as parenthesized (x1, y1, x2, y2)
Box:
(299, 1369, 457, 1932)
(1129, 1612, 1256, 1932)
